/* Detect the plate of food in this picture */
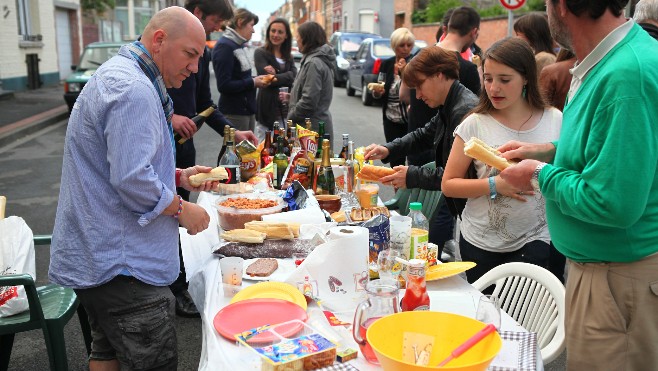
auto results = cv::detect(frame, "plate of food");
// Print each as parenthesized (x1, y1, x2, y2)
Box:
(242, 258, 295, 282)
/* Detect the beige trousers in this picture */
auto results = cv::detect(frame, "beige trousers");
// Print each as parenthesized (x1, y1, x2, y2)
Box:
(565, 253, 658, 370)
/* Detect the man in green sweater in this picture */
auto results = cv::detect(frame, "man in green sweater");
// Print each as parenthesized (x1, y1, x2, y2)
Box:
(498, 0, 658, 369)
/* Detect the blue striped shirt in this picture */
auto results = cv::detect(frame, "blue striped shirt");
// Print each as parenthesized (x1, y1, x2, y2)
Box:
(50, 45, 179, 289)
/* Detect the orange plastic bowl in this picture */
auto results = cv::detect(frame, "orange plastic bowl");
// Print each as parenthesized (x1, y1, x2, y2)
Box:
(366, 311, 502, 370)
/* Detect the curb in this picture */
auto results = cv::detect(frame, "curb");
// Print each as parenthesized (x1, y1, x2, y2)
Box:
(0, 105, 69, 148)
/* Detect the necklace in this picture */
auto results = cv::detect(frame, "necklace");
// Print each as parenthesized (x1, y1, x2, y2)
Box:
(516, 111, 534, 135)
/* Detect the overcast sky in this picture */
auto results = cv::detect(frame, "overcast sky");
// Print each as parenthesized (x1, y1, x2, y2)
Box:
(235, 0, 286, 42)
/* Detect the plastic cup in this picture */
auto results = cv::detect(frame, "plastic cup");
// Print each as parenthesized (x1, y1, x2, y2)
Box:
(220, 257, 244, 286)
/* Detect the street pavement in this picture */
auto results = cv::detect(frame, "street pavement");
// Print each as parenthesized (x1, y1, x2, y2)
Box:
(0, 81, 566, 370)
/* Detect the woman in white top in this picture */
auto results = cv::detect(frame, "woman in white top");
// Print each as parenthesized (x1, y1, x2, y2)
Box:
(442, 38, 562, 283)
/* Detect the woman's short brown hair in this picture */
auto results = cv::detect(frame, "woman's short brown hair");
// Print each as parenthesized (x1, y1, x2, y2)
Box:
(401, 46, 459, 88)
(228, 8, 258, 29)
(297, 22, 327, 54)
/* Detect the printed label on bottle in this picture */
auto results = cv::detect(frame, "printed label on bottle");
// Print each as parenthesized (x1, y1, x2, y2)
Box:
(413, 305, 430, 311)
(410, 228, 429, 260)
(221, 166, 239, 184)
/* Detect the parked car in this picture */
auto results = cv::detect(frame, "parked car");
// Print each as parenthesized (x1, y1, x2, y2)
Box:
(329, 31, 380, 87)
(63, 41, 127, 112)
(292, 40, 302, 62)
(345, 38, 395, 106)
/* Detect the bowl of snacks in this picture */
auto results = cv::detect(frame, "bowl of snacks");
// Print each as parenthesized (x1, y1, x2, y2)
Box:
(214, 193, 286, 231)
(315, 194, 342, 214)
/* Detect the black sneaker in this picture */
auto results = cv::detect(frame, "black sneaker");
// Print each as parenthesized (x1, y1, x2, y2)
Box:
(175, 290, 200, 318)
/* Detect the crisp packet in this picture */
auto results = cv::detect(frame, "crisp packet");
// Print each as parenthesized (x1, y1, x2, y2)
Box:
(236, 140, 260, 181)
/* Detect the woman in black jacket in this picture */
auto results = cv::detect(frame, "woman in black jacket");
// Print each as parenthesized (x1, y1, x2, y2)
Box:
(364, 46, 478, 257)
(370, 28, 415, 167)
(254, 18, 297, 130)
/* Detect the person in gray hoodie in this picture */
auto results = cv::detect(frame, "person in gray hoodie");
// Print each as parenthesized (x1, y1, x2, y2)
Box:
(287, 21, 336, 140)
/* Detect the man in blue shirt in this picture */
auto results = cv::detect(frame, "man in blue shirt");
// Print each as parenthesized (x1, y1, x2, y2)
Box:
(50, 7, 216, 370)
(167, 0, 257, 318)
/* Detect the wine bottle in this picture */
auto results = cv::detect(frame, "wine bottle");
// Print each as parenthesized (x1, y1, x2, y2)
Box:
(343, 140, 356, 193)
(315, 121, 325, 159)
(216, 125, 230, 166)
(173, 105, 216, 144)
(218, 128, 240, 184)
(273, 136, 289, 189)
(339, 133, 349, 159)
(315, 139, 335, 195)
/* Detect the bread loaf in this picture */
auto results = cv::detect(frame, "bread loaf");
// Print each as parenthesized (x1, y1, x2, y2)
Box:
(463, 137, 516, 171)
(356, 164, 396, 183)
(189, 167, 228, 186)
(221, 229, 266, 243)
(244, 221, 300, 239)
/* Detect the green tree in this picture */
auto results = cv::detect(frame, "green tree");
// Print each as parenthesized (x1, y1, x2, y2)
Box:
(425, 0, 463, 23)
(527, 0, 547, 11)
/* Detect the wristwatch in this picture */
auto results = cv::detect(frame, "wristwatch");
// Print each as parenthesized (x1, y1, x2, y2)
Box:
(531, 163, 546, 193)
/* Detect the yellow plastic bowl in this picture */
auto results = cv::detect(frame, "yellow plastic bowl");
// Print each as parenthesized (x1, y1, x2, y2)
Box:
(366, 311, 502, 371)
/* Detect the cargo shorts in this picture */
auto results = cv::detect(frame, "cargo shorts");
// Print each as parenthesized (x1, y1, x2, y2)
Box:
(75, 275, 178, 370)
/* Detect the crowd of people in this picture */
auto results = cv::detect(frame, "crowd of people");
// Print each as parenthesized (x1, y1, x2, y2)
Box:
(47, 0, 658, 369)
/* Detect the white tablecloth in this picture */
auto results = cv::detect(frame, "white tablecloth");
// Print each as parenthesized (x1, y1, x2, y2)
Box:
(181, 192, 544, 371)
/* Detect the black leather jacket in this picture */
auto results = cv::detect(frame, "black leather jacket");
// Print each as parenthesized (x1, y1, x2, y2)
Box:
(382, 80, 478, 214)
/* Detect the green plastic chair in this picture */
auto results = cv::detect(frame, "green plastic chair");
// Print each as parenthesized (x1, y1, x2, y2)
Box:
(384, 162, 443, 219)
(0, 235, 92, 371)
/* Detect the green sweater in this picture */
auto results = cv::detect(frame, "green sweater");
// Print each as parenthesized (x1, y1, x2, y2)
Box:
(541, 24, 658, 262)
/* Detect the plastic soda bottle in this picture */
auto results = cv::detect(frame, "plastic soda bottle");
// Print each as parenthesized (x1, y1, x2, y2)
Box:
(408, 202, 429, 262)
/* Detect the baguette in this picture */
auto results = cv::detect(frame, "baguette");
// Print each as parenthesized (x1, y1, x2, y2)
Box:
(262, 74, 278, 84)
(243, 221, 300, 238)
(463, 137, 516, 171)
(188, 167, 229, 187)
(221, 229, 266, 243)
(356, 164, 396, 183)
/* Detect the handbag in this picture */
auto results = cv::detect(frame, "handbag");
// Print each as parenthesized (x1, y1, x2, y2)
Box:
(0, 216, 36, 317)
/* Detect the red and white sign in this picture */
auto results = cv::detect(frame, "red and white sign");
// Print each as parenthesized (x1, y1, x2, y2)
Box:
(499, 0, 526, 10)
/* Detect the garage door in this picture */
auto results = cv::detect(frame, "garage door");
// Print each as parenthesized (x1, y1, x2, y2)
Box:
(359, 11, 375, 34)
(55, 9, 73, 80)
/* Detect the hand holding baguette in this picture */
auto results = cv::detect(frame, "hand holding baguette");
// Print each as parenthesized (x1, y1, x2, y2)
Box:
(464, 137, 517, 171)
(188, 166, 228, 187)
(356, 164, 396, 183)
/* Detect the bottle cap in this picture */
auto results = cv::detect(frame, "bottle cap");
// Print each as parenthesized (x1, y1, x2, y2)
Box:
(409, 202, 422, 211)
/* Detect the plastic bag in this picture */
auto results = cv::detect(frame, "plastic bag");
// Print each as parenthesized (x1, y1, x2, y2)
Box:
(0, 216, 36, 317)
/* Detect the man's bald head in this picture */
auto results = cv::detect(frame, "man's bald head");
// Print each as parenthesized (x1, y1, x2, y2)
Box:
(142, 6, 206, 88)
(143, 6, 205, 44)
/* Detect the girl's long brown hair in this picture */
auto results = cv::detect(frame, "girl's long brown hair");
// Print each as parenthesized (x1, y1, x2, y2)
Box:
(472, 37, 546, 114)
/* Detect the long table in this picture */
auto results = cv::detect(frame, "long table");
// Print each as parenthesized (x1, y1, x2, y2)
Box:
(181, 191, 544, 370)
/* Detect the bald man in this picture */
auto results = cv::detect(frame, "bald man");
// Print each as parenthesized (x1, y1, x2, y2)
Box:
(50, 7, 215, 370)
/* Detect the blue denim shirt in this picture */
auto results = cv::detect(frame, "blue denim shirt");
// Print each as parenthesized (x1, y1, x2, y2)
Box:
(50, 46, 179, 289)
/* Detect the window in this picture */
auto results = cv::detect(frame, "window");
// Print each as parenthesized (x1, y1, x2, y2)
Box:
(16, 0, 39, 36)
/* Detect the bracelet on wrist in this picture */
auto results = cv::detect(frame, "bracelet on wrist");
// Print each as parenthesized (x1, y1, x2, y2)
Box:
(173, 195, 183, 219)
(488, 176, 497, 200)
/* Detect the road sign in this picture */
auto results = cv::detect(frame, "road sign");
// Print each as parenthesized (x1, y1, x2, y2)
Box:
(499, 0, 526, 10)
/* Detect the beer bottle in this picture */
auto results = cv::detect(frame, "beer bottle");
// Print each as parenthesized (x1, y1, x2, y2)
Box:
(173, 105, 216, 144)
(315, 121, 325, 158)
(261, 130, 273, 168)
(305, 118, 312, 130)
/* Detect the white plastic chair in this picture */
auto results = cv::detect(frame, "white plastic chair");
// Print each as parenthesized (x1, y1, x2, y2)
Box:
(472, 262, 566, 364)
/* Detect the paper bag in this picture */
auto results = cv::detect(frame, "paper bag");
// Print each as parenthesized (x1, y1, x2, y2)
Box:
(285, 226, 369, 313)
(0, 216, 36, 317)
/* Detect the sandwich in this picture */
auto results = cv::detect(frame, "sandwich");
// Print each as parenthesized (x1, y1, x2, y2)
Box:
(367, 82, 385, 90)
(463, 137, 516, 171)
(262, 74, 278, 84)
(189, 167, 228, 187)
(356, 164, 396, 183)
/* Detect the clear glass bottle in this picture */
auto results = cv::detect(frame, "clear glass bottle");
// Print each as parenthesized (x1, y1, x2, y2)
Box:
(218, 128, 240, 184)
(343, 140, 356, 193)
(290, 127, 302, 154)
(339, 133, 349, 159)
(273, 136, 289, 189)
(305, 117, 312, 130)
